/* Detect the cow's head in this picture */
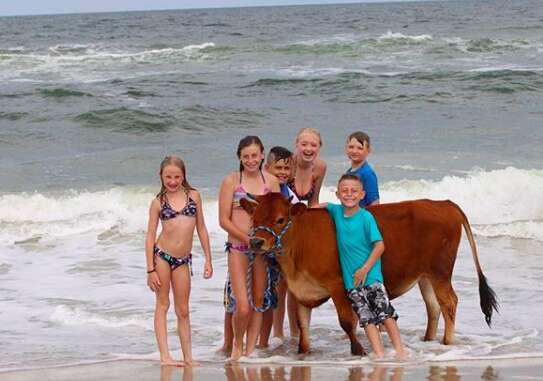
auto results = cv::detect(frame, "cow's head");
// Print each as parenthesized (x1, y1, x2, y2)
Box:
(240, 192, 307, 255)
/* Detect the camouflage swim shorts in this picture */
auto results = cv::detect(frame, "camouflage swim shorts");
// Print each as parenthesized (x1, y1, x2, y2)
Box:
(348, 282, 398, 328)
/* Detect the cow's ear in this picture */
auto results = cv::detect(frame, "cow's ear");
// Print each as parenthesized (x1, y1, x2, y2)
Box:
(291, 202, 307, 216)
(240, 197, 257, 215)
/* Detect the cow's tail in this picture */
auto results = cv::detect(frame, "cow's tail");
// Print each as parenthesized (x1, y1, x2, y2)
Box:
(453, 202, 499, 326)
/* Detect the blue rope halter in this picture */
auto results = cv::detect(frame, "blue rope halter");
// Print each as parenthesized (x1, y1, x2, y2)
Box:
(250, 218, 292, 256)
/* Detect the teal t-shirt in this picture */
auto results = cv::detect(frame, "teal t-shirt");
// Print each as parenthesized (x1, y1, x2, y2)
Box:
(326, 203, 383, 290)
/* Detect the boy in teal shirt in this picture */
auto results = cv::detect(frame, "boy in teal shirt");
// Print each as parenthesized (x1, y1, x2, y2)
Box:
(324, 174, 407, 359)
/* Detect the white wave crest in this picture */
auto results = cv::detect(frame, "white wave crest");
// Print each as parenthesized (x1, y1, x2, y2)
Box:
(378, 31, 433, 42)
(323, 167, 543, 241)
(0, 42, 218, 82)
(0, 187, 224, 246)
(2, 167, 542, 244)
(50, 305, 152, 330)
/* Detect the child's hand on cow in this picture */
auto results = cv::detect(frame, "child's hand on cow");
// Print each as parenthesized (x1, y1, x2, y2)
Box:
(353, 266, 369, 286)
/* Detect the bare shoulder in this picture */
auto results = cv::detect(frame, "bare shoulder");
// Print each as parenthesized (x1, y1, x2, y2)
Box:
(315, 158, 327, 175)
(150, 197, 161, 211)
(189, 189, 202, 202)
(222, 171, 239, 185)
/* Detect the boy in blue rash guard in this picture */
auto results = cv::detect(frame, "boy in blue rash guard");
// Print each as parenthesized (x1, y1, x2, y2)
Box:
(345, 131, 380, 207)
(324, 174, 407, 359)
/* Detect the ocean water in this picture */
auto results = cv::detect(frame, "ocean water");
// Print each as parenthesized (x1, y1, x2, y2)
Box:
(1, 0, 543, 371)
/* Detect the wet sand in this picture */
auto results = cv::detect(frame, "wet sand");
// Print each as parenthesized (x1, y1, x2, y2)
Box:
(2, 358, 543, 381)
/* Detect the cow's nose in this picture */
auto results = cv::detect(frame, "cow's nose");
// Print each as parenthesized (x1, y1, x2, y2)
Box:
(250, 237, 264, 251)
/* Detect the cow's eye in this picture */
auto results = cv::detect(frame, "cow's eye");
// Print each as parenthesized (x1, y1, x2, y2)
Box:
(276, 218, 285, 225)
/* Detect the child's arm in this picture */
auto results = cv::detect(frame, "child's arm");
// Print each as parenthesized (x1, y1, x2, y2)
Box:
(218, 173, 251, 244)
(193, 190, 213, 279)
(265, 172, 281, 193)
(145, 199, 161, 291)
(365, 171, 380, 206)
(312, 202, 328, 209)
(353, 240, 385, 287)
(308, 159, 327, 207)
(368, 199, 380, 206)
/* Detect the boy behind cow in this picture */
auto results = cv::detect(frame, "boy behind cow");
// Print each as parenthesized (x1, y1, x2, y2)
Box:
(259, 146, 299, 348)
(323, 174, 407, 359)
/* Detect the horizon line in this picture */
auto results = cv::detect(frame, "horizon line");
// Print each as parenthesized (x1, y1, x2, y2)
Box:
(0, 0, 436, 18)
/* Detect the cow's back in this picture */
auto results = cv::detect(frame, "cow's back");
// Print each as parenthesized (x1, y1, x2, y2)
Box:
(368, 199, 464, 298)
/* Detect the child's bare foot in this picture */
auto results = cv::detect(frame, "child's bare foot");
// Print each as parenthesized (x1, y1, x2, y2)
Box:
(395, 349, 409, 361)
(229, 343, 243, 361)
(369, 352, 385, 361)
(269, 336, 284, 346)
(160, 357, 184, 366)
(183, 359, 200, 367)
(217, 343, 232, 357)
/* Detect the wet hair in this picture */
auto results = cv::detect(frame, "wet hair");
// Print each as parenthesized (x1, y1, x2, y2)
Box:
(267, 146, 293, 164)
(296, 128, 323, 147)
(348, 131, 371, 147)
(236, 135, 265, 173)
(338, 174, 363, 188)
(156, 156, 194, 202)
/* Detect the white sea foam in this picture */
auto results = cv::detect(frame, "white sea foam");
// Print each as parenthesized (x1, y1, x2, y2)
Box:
(1, 167, 542, 245)
(0, 42, 218, 82)
(323, 167, 543, 241)
(378, 31, 433, 42)
(50, 305, 153, 330)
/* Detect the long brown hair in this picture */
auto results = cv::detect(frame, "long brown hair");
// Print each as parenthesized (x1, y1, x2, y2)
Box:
(156, 156, 194, 203)
(236, 135, 265, 173)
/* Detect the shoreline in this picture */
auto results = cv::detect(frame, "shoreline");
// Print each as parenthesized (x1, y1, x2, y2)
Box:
(3, 358, 543, 381)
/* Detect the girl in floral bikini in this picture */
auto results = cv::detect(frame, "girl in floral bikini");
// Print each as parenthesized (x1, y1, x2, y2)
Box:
(145, 156, 213, 366)
(218, 136, 279, 361)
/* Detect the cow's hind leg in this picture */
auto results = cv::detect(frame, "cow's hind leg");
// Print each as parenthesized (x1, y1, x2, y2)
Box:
(418, 277, 441, 341)
(297, 304, 312, 354)
(431, 279, 458, 345)
(329, 284, 366, 356)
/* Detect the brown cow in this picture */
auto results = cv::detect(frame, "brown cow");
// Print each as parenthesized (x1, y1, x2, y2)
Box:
(240, 193, 498, 356)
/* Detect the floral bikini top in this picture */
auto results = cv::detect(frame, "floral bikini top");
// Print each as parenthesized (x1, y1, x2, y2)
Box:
(232, 171, 271, 209)
(159, 192, 197, 220)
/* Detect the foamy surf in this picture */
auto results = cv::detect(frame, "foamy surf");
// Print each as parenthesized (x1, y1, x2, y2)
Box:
(2, 167, 542, 245)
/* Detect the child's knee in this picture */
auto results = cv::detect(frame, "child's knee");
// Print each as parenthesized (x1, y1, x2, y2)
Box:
(235, 301, 251, 318)
(175, 304, 190, 319)
(156, 298, 170, 313)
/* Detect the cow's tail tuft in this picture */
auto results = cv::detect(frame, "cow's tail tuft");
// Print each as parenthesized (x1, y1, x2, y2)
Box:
(478, 272, 499, 326)
(453, 201, 499, 327)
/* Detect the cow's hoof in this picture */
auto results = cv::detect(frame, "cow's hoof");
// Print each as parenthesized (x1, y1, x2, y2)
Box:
(297, 346, 310, 355)
(351, 342, 366, 356)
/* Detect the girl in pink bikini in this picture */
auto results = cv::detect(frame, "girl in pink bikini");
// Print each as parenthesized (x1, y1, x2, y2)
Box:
(145, 156, 213, 366)
(218, 136, 280, 360)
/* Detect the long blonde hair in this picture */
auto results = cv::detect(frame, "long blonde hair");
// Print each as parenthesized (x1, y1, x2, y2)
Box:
(156, 156, 194, 203)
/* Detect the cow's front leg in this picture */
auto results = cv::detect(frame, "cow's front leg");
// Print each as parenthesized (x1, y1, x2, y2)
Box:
(297, 304, 312, 354)
(329, 283, 366, 356)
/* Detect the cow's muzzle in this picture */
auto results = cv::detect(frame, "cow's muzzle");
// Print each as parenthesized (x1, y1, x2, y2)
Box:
(249, 237, 265, 252)
(250, 219, 292, 256)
